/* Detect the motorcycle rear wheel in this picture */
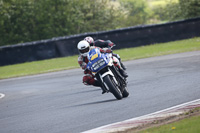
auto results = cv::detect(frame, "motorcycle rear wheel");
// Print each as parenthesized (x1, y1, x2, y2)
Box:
(122, 87, 129, 98)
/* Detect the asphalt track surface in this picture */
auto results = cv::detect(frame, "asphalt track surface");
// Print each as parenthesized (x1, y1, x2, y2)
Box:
(0, 51, 200, 133)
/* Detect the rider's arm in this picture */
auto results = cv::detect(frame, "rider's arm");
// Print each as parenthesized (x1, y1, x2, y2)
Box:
(92, 45, 112, 53)
(105, 40, 115, 48)
(78, 56, 87, 70)
(99, 47, 112, 53)
(94, 40, 115, 48)
(78, 56, 91, 75)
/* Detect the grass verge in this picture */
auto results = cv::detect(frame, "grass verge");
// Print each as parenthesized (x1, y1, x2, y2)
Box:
(0, 37, 200, 79)
(139, 107, 200, 133)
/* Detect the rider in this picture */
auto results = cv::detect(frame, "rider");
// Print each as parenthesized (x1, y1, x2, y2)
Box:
(84, 36, 126, 70)
(77, 40, 128, 94)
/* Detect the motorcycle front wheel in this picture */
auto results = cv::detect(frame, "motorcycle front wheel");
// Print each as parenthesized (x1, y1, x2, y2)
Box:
(104, 75, 122, 100)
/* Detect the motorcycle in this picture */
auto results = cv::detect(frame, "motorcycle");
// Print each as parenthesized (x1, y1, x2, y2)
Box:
(87, 48, 129, 100)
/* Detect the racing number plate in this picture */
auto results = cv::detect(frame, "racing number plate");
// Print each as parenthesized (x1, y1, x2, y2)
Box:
(91, 53, 98, 61)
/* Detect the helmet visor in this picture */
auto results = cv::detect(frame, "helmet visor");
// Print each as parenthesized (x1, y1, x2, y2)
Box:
(79, 47, 89, 54)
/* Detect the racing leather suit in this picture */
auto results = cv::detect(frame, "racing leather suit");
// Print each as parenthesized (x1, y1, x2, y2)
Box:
(90, 39, 126, 70)
(78, 46, 121, 87)
(91, 39, 115, 48)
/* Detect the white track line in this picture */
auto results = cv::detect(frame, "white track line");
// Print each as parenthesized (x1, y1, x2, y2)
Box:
(0, 93, 5, 99)
(83, 99, 200, 133)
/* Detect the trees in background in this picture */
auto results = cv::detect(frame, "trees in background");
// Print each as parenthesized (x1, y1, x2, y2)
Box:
(175, 0, 200, 19)
(0, 0, 200, 46)
(0, 0, 124, 46)
(152, 0, 200, 21)
(119, 0, 153, 27)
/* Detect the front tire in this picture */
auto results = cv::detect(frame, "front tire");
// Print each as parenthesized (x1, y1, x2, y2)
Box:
(104, 75, 122, 100)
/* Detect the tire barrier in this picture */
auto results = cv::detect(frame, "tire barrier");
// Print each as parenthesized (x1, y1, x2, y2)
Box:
(0, 17, 200, 66)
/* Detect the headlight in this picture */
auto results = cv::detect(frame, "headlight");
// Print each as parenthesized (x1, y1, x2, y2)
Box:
(94, 65, 100, 70)
(99, 60, 105, 66)
(92, 62, 98, 68)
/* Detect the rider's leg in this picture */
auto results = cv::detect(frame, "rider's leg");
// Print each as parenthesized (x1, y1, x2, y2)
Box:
(83, 75, 106, 94)
(112, 53, 126, 70)
(112, 56, 128, 78)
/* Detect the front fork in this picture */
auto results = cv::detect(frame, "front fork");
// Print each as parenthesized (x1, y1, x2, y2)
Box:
(111, 65, 127, 92)
(96, 67, 118, 92)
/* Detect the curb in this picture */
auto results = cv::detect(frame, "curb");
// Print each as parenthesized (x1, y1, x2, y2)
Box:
(83, 99, 200, 133)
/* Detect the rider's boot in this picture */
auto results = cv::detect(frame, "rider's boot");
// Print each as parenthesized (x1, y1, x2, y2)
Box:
(119, 68, 128, 78)
(112, 55, 128, 78)
(120, 61, 126, 70)
(94, 81, 106, 94)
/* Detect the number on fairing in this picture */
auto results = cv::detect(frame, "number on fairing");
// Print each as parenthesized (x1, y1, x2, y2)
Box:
(91, 53, 98, 61)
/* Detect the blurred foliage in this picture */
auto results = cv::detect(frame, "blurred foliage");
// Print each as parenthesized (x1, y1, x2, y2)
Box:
(0, 0, 124, 46)
(0, 0, 200, 46)
(118, 0, 153, 26)
(152, 0, 200, 21)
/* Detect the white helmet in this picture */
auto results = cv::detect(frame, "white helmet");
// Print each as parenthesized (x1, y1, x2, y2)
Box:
(77, 40, 90, 57)
(84, 36, 94, 45)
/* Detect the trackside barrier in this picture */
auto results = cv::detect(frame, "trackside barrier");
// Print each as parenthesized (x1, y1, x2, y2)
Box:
(0, 17, 200, 66)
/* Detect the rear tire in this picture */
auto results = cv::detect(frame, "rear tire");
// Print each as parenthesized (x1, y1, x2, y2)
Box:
(122, 87, 129, 98)
(104, 75, 122, 100)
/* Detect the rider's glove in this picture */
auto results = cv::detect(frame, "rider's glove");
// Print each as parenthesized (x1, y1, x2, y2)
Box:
(84, 69, 94, 77)
(81, 62, 87, 70)
(84, 69, 89, 74)
(105, 48, 112, 53)
(100, 48, 112, 53)
(108, 43, 116, 48)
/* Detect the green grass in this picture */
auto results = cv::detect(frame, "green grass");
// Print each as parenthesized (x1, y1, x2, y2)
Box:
(115, 37, 200, 61)
(0, 37, 200, 79)
(0, 56, 79, 79)
(140, 114, 200, 133)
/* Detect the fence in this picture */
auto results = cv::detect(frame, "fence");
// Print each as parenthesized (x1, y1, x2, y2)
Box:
(0, 17, 200, 66)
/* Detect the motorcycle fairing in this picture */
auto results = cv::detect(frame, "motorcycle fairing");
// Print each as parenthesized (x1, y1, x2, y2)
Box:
(87, 48, 111, 73)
